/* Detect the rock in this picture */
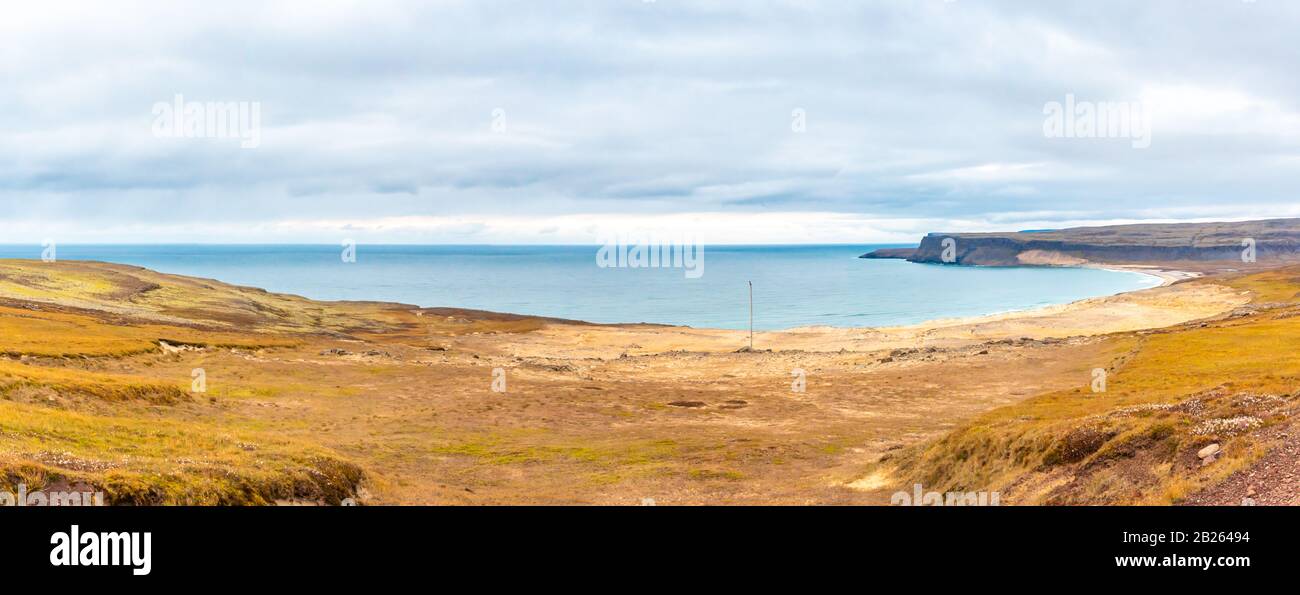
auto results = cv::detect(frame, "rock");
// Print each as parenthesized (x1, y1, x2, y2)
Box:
(1247, 486, 1257, 497)
(859, 247, 917, 260)
(1198, 443, 1221, 459)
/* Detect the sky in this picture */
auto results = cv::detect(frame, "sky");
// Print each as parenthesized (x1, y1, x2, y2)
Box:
(3, 0, 1299, 244)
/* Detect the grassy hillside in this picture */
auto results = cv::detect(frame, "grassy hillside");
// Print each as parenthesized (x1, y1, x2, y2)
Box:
(0, 260, 375, 504)
(881, 267, 1300, 504)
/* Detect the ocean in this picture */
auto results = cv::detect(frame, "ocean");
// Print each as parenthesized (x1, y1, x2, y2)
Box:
(0, 244, 1162, 330)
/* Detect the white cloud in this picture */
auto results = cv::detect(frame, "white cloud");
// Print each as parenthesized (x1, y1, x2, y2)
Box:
(2, 0, 1300, 242)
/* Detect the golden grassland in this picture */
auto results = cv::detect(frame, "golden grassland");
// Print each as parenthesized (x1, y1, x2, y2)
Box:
(0, 260, 591, 504)
(0, 258, 1293, 505)
(0, 260, 366, 504)
(0, 305, 298, 358)
(881, 268, 1300, 504)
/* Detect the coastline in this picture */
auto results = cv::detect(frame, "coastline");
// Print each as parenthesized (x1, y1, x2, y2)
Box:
(0, 257, 1227, 356)
(1083, 263, 1202, 287)
(1, 245, 1172, 334)
(504, 266, 1247, 359)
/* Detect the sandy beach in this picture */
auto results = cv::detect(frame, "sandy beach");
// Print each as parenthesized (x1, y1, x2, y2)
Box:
(1086, 263, 1203, 286)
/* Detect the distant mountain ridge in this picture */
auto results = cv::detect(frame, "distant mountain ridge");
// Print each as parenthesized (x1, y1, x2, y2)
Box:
(861, 218, 1300, 266)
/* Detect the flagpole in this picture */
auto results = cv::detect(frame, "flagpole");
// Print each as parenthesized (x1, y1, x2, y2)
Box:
(748, 281, 753, 351)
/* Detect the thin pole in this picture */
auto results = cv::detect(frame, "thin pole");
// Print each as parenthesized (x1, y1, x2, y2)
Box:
(748, 281, 753, 351)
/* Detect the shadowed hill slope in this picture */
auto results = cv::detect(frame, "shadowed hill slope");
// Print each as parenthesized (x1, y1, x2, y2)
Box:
(876, 266, 1300, 504)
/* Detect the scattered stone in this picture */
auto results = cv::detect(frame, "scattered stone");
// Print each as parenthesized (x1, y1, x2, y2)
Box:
(320, 348, 353, 356)
(1192, 417, 1262, 437)
(159, 340, 203, 354)
(1198, 443, 1221, 459)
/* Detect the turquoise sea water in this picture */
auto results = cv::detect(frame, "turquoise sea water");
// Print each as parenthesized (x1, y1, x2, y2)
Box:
(0, 244, 1162, 330)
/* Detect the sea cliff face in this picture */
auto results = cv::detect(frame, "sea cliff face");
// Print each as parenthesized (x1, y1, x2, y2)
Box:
(861, 218, 1300, 266)
(906, 233, 1248, 265)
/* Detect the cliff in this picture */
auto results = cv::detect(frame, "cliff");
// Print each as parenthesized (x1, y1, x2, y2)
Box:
(861, 218, 1300, 266)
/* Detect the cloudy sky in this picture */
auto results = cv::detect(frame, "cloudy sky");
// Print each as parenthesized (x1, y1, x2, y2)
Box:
(3, 0, 1299, 244)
